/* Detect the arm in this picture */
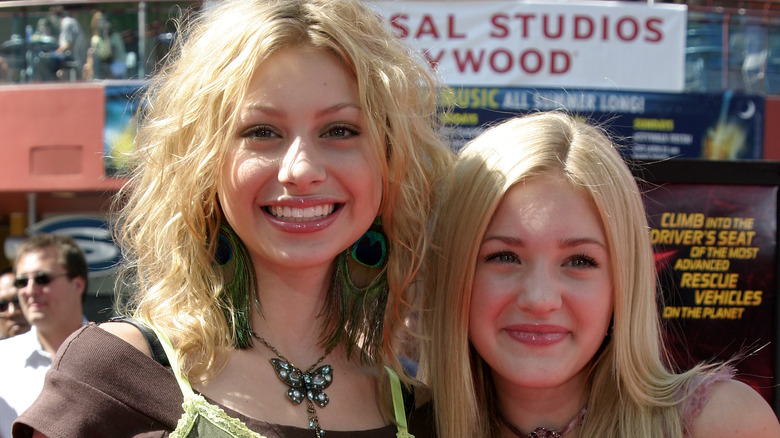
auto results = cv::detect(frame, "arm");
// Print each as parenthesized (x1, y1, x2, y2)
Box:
(689, 379, 780, 437)
(13, 324, 180, 438)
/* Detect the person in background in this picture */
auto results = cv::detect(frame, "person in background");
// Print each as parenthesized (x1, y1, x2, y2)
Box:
(83, 11, 126, 80)
(82, 11, 110, 80)
(0, 269, 30, 339)
(32, 17, 57, 43)
(420, 112, 780, 438)
(104, 14, 127, 79)
(14, 0, 452, 437)
(0, 234, 88, 438)
(39, 6, 87, 80)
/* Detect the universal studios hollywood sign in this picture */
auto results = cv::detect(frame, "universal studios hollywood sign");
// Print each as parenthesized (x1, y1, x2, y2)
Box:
(371, 0, 688, 92)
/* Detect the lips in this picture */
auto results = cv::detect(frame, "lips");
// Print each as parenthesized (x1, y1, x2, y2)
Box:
(25, 300, 46, 311)
(504, 324, 570, 346)
(268, 203, 336, 222)
(263, 201, 342, 233)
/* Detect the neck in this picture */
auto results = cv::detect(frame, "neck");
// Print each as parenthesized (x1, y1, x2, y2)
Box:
(250, 263, 335, 364)
(493, 373, 589, 437)
(254, 257, 333, 306)
(35, 319, 81, 356)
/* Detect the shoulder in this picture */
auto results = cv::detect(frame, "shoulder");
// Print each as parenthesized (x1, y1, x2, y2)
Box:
(688, 379, 780, 437)
(98, 320, 154, 358)
(0, 329, 37, 354)
(0, 328, 37, 347)
(0, 330, 46, 375)
(49, 322, 160, 378)
(13, 323, 183, 438)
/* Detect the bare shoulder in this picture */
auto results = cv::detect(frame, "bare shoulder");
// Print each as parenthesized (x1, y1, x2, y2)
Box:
(98, 321, 154, 359)
(689, 379, 780, 437)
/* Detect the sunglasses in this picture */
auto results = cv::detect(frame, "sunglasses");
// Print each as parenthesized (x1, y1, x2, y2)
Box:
(13, 272, 69, 289)
(0, 296, 20, 313)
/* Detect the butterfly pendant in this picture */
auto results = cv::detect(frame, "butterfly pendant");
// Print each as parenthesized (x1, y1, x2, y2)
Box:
(270, 358, 333, 408)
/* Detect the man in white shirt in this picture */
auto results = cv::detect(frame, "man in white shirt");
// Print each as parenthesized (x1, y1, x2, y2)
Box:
(0, 234, 88, 438)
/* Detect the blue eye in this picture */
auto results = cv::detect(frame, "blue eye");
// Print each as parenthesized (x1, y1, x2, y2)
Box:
(567, 253, 599, 268)
(485, 252, 519, 264)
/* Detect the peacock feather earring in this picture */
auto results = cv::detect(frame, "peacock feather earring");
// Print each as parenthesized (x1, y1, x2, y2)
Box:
(322, 218, 389, 361)
(214, 223, 257, 349)
(350, 222, 387, 268)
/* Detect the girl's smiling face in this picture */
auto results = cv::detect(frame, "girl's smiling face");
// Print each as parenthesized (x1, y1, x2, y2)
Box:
(218, 46, 382, 274)
(469, 176, 613, 393)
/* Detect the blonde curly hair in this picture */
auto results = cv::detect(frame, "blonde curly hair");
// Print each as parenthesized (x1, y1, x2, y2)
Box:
(114, 0, 453, 393)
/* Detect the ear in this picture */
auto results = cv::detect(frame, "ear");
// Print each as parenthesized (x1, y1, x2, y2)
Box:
(71, 275, 87, 296)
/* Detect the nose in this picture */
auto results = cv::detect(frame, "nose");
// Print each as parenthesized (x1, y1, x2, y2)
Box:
(8, 299, 21, 314)
(278, 137, 326, 189)
(0, 299, 20, 315)
(515, 264, 563, 314)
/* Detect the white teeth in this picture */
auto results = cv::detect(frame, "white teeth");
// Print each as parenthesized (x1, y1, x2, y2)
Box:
(270, 204, 335, 221)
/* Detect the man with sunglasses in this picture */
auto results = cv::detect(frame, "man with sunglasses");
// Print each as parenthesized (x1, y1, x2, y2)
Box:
(0, 234, 88, 438)
(0, 269, 30, 340)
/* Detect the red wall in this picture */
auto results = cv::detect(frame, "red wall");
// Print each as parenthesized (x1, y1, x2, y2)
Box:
(0, 83, 123, 194)
(0, 84, 124, 270)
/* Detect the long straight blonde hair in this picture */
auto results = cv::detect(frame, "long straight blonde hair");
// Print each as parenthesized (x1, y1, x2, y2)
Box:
(421, 112, 717, 437)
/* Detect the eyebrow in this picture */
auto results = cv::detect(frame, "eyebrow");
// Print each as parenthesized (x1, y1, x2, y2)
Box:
(560, 237, 607, 249)
(482, 236, 607, 249)
(240, 102, 362, 118)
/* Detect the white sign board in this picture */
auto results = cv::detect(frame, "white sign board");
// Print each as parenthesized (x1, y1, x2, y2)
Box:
(372, 1, 688, 92)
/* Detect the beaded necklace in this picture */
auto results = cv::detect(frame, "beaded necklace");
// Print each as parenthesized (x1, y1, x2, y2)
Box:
(497, 407, 586, 438)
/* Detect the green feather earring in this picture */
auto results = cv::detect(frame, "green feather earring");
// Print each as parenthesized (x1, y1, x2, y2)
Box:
(322, 219, 389, 362)
(214, 223, 256, 349)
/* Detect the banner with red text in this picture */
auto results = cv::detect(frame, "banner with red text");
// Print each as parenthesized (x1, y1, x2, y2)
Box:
(372, 0, 687, 91)
(639, 175, 777, 405)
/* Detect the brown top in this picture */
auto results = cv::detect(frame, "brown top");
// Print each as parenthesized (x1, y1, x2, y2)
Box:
(13, 323, 435, 438)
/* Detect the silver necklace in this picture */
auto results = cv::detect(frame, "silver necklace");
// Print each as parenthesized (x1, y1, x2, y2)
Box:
(497, 407, 586, 438)
(251, 331, 334, 437)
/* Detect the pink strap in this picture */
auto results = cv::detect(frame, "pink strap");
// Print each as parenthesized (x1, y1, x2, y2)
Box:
(681, 366, 735, 433)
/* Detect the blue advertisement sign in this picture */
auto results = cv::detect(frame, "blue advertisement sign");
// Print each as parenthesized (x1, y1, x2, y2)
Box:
(440, 87, 765, 159)
(28, 215, 121, 275)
